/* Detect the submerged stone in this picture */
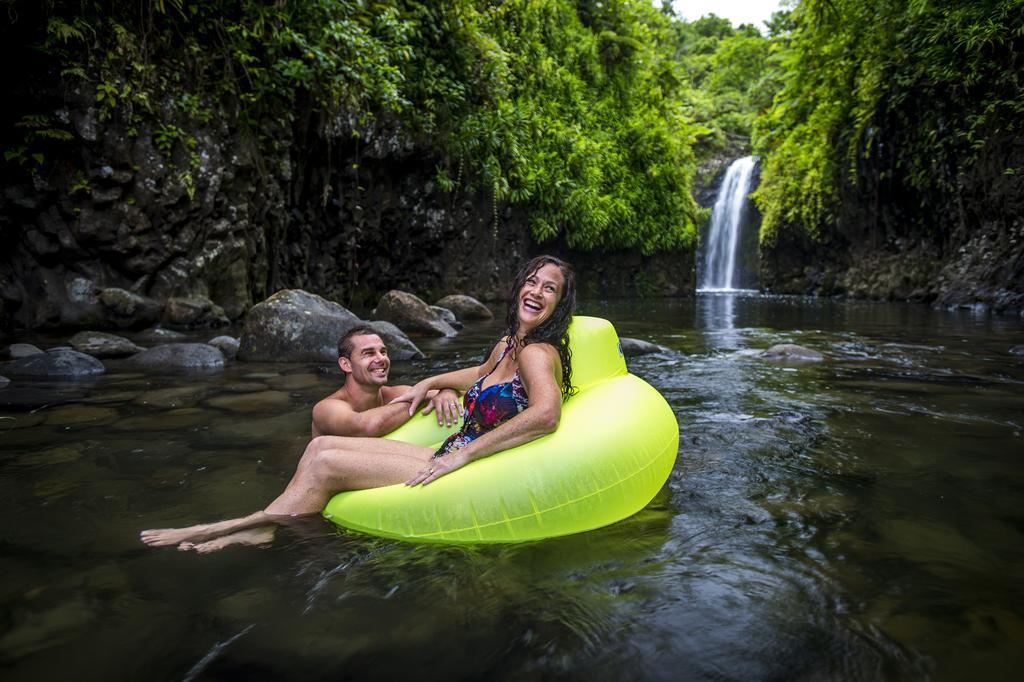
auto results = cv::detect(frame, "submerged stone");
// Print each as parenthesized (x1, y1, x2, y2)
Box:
(134, 385, 212, 408)
(266, 374, 320, 390)
(44, 405, 119, 426)
(205, 390, 291, 413)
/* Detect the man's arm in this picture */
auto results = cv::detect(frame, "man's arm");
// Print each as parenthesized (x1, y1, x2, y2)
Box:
(311, 395, 414, 438)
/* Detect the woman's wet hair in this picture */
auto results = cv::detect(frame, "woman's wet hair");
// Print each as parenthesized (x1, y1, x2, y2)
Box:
(504, 255, 578, 398)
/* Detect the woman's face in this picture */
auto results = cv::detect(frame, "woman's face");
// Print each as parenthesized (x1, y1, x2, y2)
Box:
(517, 262, 565, 332)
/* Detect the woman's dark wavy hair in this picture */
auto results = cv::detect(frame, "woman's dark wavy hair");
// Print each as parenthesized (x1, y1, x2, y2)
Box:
(504, 255, 577, 399)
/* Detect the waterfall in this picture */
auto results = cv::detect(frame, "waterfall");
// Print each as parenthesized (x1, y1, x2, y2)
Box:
(699, 156, 758, 291)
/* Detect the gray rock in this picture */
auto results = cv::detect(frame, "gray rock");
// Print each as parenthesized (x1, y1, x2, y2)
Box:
(238, 289, 362, 362)
(207, 335, 240, 360)
(435, 294, 494, 321)
(136, 326, 188, 343)
(126, 343, 226, 370)
(429, 306, 463, 330)
(165, 296, 229, 329)
(0, 375, 9, 387)
(758, 344, 825, 362)
(1010, 345, 1024, 356)
(620, 337, 668, 357)
(374, 290, 457, 337)
(365, 320, 425, 361)
(98, 288, 162, 328)
(2, 348, 106, 378)
(68, 331, 144, 358)
(7, 344, 44, 359)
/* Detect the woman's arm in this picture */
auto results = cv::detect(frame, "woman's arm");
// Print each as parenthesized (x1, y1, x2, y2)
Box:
(389, 341, 506, 415)
(408, 342, 562, 485)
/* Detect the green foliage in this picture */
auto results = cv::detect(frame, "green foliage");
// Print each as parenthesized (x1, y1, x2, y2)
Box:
(12, 0, 781, 250)
(753, 0, 1024, 244)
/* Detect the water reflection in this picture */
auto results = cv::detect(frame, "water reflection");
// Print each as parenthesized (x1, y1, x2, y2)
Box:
(1, 297, 1023, 680)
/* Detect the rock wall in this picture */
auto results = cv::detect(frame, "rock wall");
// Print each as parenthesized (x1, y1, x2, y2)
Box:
(759, 133, 1024, 314)
(1, 100, 692, 334)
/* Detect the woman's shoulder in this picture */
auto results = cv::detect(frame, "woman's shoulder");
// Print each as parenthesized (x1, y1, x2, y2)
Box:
(520, 341, 560, 364)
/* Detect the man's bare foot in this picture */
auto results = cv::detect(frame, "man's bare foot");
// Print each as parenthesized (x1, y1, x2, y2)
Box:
(140, 523, 218, 547)
(178, 526, 276, 554)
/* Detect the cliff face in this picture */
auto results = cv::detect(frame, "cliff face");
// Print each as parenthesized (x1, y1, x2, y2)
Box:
(759, 133, 1024, 314)
(0, 94, 693, 333)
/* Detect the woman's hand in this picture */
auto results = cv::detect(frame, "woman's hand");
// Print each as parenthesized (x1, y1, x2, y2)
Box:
(406, 450, 471, 486)
(421, 388, 463, 427)
(388, 379, 432, 415)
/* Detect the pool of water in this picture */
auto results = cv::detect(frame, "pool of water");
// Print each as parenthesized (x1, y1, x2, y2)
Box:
(1, 293, 1022, 680)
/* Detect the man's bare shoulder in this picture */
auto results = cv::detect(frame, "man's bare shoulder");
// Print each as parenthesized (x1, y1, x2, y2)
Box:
(380, 385, 411, 403)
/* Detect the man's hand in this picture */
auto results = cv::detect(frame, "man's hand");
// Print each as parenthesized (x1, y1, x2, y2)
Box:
(421, 388, 462, 427)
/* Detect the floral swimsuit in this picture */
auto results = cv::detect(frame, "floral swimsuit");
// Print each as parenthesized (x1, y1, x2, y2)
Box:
(433, 344, 529, 458)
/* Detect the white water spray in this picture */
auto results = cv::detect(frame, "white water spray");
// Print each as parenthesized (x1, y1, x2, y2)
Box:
(699, 156, 757, 292)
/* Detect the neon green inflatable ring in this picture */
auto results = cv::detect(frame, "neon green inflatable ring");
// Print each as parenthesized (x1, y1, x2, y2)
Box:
(323, 316, 679, 543)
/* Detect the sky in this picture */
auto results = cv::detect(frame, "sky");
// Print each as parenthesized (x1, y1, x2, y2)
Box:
(670, 0, 784, 31)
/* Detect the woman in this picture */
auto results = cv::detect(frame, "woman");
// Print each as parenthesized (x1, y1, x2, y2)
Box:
(141, 255, 577, 552)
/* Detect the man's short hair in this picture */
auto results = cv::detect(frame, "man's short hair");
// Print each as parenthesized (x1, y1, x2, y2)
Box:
(337, 325, 380, 359)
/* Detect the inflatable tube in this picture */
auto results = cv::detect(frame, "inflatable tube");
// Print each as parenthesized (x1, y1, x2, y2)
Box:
(323, 316, 679, 543)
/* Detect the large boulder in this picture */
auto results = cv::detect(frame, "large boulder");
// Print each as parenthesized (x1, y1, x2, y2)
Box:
(374, 290, 457, 337)
(164, 296, 229, 329)
(365, 321, 425, 361)
(2, 348, 106, 378)
(435, 294, 494, 321)
(757, 344, 825, 362)
(238, 289, 363, 362)
(68, 331, 144, 358)
(127, 343, 226, 370)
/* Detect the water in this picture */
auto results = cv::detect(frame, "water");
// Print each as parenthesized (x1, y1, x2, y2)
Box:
(700, 156, 758, 292)
(2, 294, 1023, 681)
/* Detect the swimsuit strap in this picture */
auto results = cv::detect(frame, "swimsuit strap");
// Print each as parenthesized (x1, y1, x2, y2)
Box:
(482, 342, 515, 382)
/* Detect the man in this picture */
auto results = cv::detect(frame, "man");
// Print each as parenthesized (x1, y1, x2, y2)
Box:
(311, 325, 462, 438)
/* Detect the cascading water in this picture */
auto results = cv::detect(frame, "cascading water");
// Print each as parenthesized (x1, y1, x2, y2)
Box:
(699, 156, 758, 291)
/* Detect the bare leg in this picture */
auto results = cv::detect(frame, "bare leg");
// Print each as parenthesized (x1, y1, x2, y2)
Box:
(181, 526, 276, 553)
(140, 436, 432, 548)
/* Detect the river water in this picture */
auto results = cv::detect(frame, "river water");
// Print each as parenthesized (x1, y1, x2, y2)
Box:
(1, 293, 1022, 681)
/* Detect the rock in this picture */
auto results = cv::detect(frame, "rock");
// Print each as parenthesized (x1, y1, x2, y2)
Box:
(374, 290, 457, 337)
(757, 344, 825, 362)
(205, 390, 291, 413)
(266, 374, 320, 390)
(207, 335, 240, 360)
(136, 326, 187, 343)
(365, 320, 425, 360)
(164, 296, 229, 329)
(98, 288, 162, 328)
(126, 343, 226, 370)
(429, 306, 463, 329)
(68, 331, 144, 358)
(619, 337, 668, 357)
(1, 349, 106, 378)
(133, 386, 212, 408)
(0, 375, 8, 387)
(435, 294, 494, 321)
(7, 344, 44, 359)
(237, 289, 362, 362)
(44, 405, 119, 426)
(1010, 345, 1024, 356)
